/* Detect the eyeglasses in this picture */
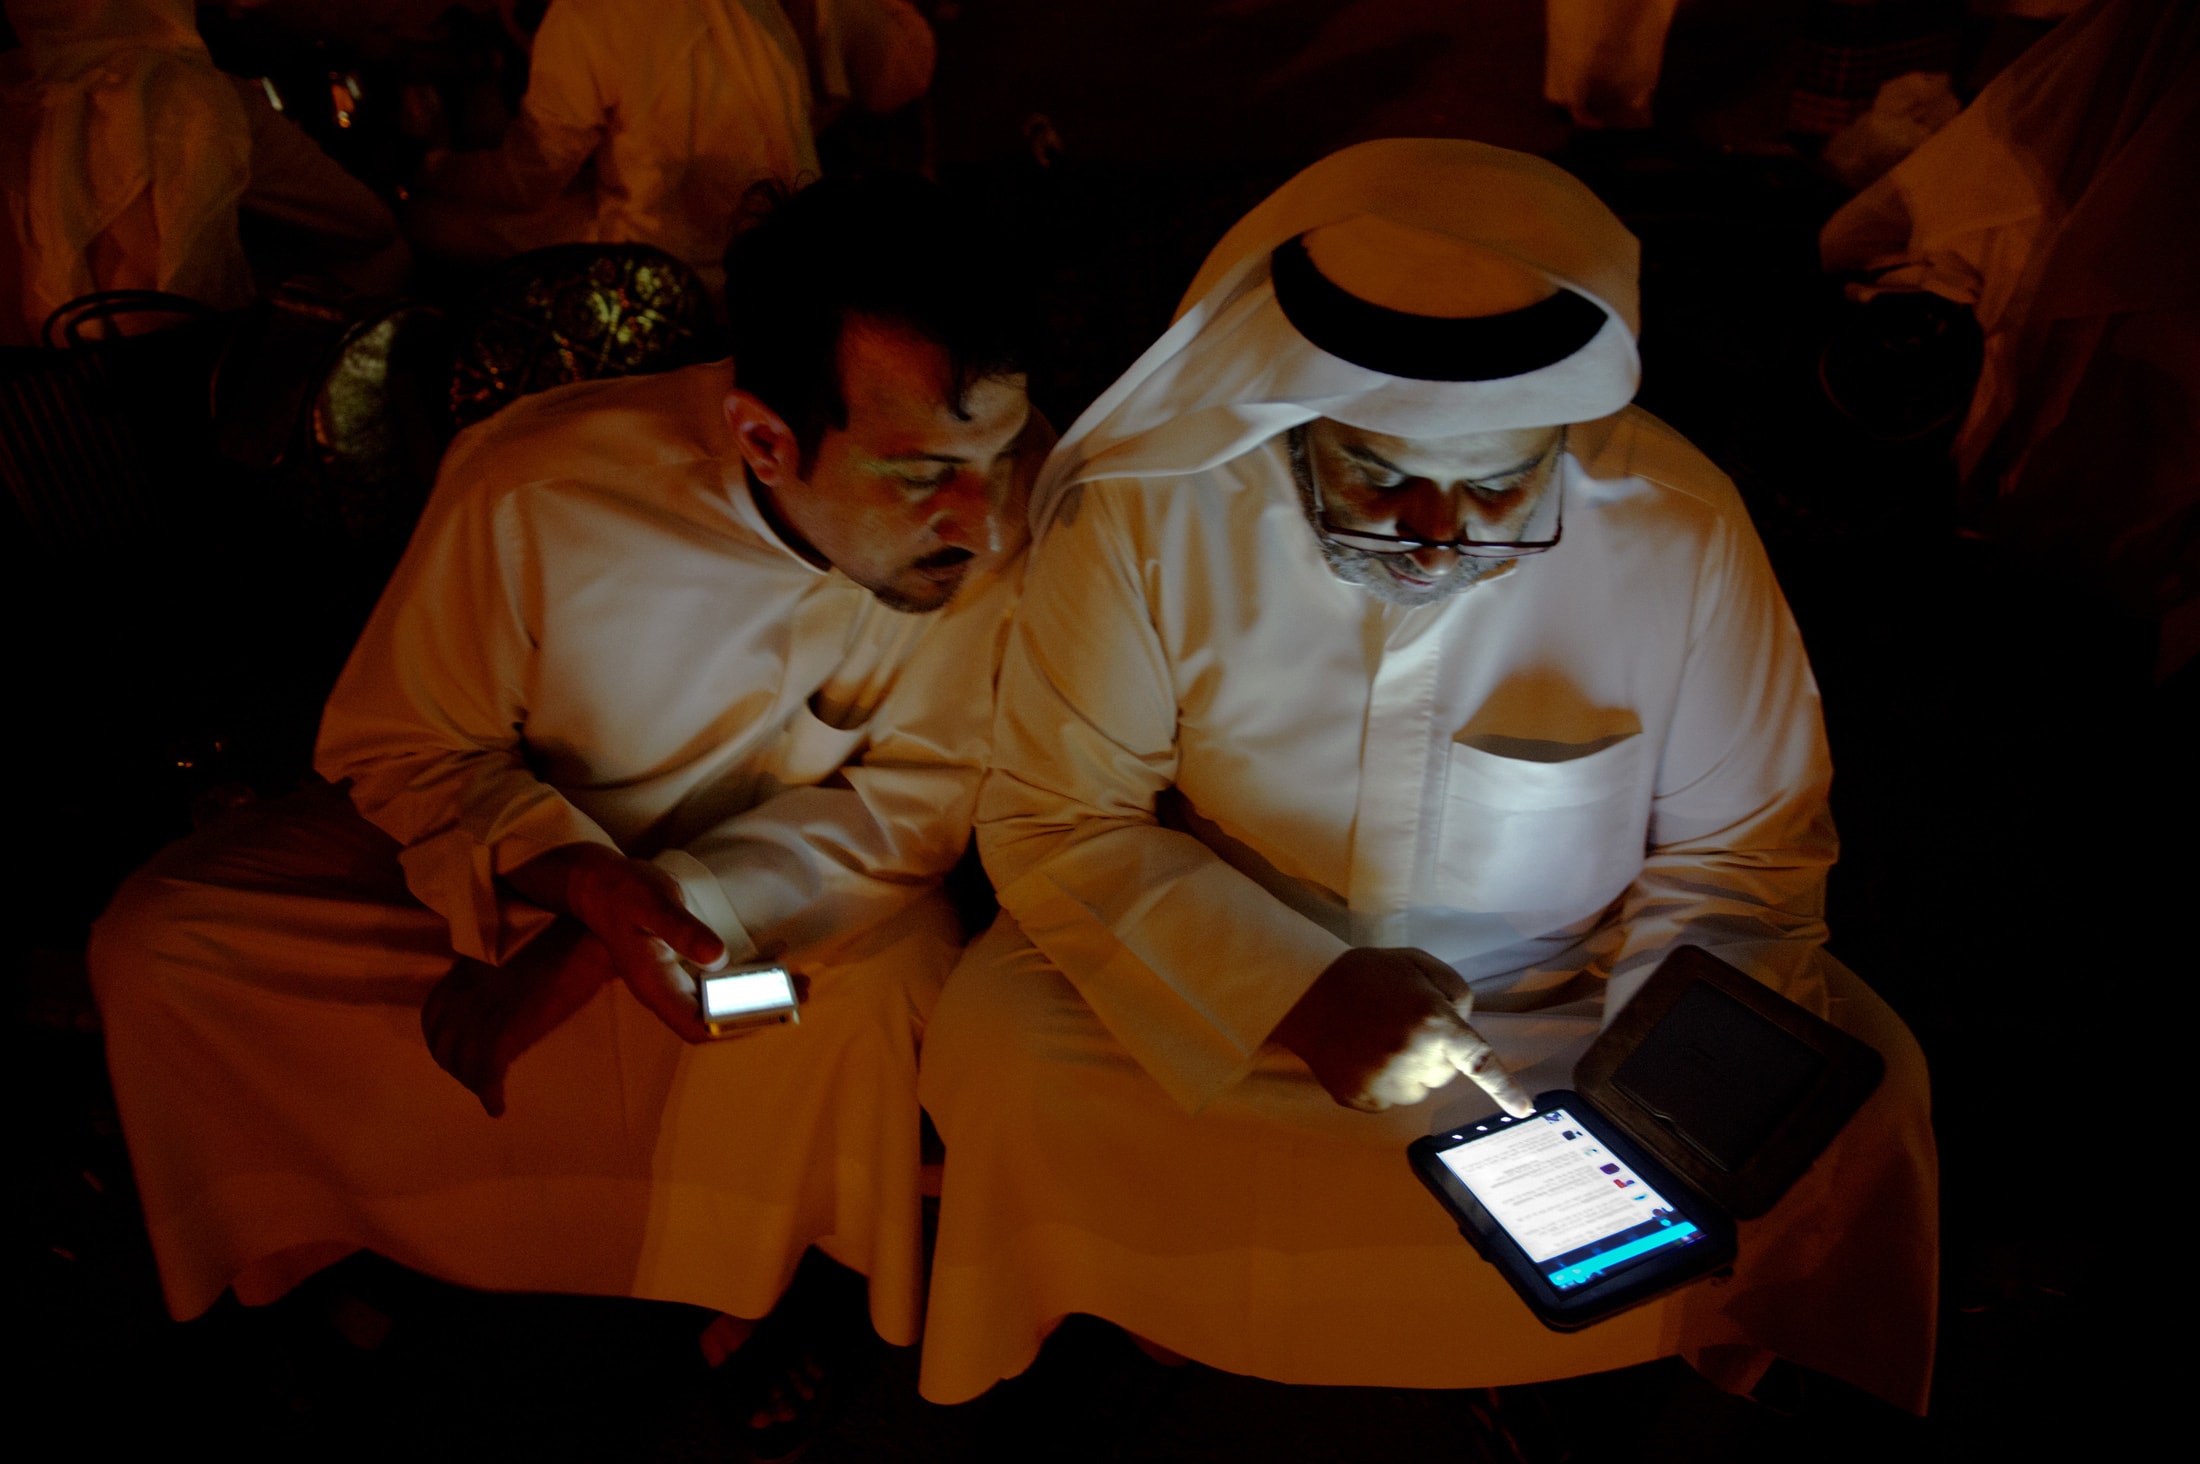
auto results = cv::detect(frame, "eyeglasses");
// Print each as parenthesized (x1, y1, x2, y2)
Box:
(1290, 426, 1566, 559)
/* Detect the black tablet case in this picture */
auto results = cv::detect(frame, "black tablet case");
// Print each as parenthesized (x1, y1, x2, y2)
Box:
(1572, 946, 1885, 1220)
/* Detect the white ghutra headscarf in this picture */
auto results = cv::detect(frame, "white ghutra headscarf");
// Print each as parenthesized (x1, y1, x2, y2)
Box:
(1032, 138, 1644, 528)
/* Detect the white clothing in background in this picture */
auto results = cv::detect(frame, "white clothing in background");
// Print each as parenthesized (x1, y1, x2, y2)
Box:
(412, 0, 817, 279)
(918, 140, 1935, 1412)
(91, 359, 1021, 1342)
(1544, 0, 1680, 130)
(784, 0, 936, 126)
(0, 0, 253, 342)
(1820, 0, 2200, 675)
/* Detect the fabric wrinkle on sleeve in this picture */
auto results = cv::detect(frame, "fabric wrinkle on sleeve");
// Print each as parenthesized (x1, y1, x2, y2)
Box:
(667, 564, 1023, 963)
(652, 847, 761, 963)
(315, 470, 619, 964)
(979, 485, 1348, 1114)
(1597, 486, 1837, 1021)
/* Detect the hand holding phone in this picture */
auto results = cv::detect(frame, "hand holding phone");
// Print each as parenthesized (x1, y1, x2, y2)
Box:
(500, 844, 728, 1042)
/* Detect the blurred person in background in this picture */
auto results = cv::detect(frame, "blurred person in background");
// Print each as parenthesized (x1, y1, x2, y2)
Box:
(1822, 0, 2199, 678)
(0, 0, 403, 345)
(402, 0, 821, 293)
(783, 0, 934, 133)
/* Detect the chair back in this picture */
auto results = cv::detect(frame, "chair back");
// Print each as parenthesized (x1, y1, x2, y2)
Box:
(212, 281, 451, 565)
(447, 243, 713, 429)
(1, 291, 226, 561)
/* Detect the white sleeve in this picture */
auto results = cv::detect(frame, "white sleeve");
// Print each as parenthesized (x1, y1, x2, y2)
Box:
(313, 456, 616, 964)
(662, 564, 1022, 963)
(978, 487, 1349, 1114)
(1597, 498, 1839, 1018)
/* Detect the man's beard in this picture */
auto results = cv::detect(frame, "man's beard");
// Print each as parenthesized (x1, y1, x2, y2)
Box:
(1307, 534, 1515, 607)
(866, 546, 975, 614)
(1283, 424, 1519, 607)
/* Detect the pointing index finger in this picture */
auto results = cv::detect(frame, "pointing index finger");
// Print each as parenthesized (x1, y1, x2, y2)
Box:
(1446, 1022, 1535, 1118)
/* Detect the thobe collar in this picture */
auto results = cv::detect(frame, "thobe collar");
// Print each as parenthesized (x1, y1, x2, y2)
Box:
(728, 467, 834, 579)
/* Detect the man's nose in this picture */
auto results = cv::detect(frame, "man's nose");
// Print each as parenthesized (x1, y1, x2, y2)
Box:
(1393, 480, 1469, 549)
(926, 472, 1003, 553)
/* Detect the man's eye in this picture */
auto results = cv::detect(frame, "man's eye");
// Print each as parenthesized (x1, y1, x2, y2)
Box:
(1361, 472, 1405, 492)
(896, 471, 955, 492)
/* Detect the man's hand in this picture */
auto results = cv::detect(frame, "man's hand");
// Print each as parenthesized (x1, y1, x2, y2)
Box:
(423, 923, 611, 1117)
(1270, 947, 1534, 1117)
(501, 843, 727, 1043)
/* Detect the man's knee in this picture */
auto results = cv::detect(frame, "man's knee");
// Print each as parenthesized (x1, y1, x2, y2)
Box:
(1821, 955, 1931, 1117)
(923, 918, 1096, 1130)
(87, 861, 199, 1006)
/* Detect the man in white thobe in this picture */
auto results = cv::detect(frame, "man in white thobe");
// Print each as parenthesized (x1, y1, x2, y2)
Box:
(404, 0, 817, 290)
(917, 140, 1937, 1413)
(88, 175, 1041, 1358)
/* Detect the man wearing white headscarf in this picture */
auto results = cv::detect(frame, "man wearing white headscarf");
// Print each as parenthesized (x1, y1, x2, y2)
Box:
(916, 139, 1936, 1413)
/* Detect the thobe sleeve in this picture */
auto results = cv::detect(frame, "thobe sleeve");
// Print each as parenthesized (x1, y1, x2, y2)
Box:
(978, 488, 1350, 1114)
(658, 567, 1024, 964)
(1598, 497, 1838, 1018)
(418, 1, 607, 212)
(314, 465, 618, 964)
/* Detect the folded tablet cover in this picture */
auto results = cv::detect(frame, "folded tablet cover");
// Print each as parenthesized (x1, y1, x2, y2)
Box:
(1574, 946, 1884, 1220)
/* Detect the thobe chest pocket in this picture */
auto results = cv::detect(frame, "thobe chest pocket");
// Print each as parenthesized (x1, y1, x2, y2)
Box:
(1437, 736, 1645, 914)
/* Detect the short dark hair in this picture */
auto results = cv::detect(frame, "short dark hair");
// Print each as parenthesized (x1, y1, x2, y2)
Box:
(723, 174, 1028, 469)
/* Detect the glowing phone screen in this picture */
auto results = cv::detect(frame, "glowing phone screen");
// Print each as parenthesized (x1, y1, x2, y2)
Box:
(702, 968, 794, 1020)
(1436, 1106, 1706, 1291)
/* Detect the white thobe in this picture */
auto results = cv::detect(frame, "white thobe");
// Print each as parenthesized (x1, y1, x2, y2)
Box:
(412, 0, 817, 281)
(1544, 0, 1681, 131)
(90, 360, 1020, 1344)
(0, 0, 253, 344)
(918, 409, 1937, 1409)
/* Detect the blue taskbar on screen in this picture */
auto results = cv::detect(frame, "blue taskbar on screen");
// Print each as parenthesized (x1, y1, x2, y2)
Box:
(1542, 1213, 1702, 1290)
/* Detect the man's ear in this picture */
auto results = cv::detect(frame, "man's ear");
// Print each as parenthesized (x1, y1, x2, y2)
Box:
(725, 391, 801, 487)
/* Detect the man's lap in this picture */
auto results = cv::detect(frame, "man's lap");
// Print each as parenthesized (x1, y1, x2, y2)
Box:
(89, 784, 958, 1339)
(917, 913, 1937, 1411)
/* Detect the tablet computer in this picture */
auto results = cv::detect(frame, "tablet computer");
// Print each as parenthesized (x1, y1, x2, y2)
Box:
(1410, 1092, 1737, 1331)
(1408, 945, 1885, 1330)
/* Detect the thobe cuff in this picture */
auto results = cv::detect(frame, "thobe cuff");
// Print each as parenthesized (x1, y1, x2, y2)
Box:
(392, 789, 617, 963)
(653, 848, 763, 965)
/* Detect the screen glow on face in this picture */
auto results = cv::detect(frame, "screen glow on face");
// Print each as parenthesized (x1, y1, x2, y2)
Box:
(702, 969, 795, 1020)
(1436, 1106, 1705, 1291)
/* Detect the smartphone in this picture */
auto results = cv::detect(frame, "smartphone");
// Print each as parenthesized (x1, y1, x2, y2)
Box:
(695, 962, 800, 1037)
(1408, 1091, 1737, 1331)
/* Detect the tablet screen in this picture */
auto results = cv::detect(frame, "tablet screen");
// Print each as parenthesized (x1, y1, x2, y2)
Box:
(1434, 1105, 1709, 1292)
